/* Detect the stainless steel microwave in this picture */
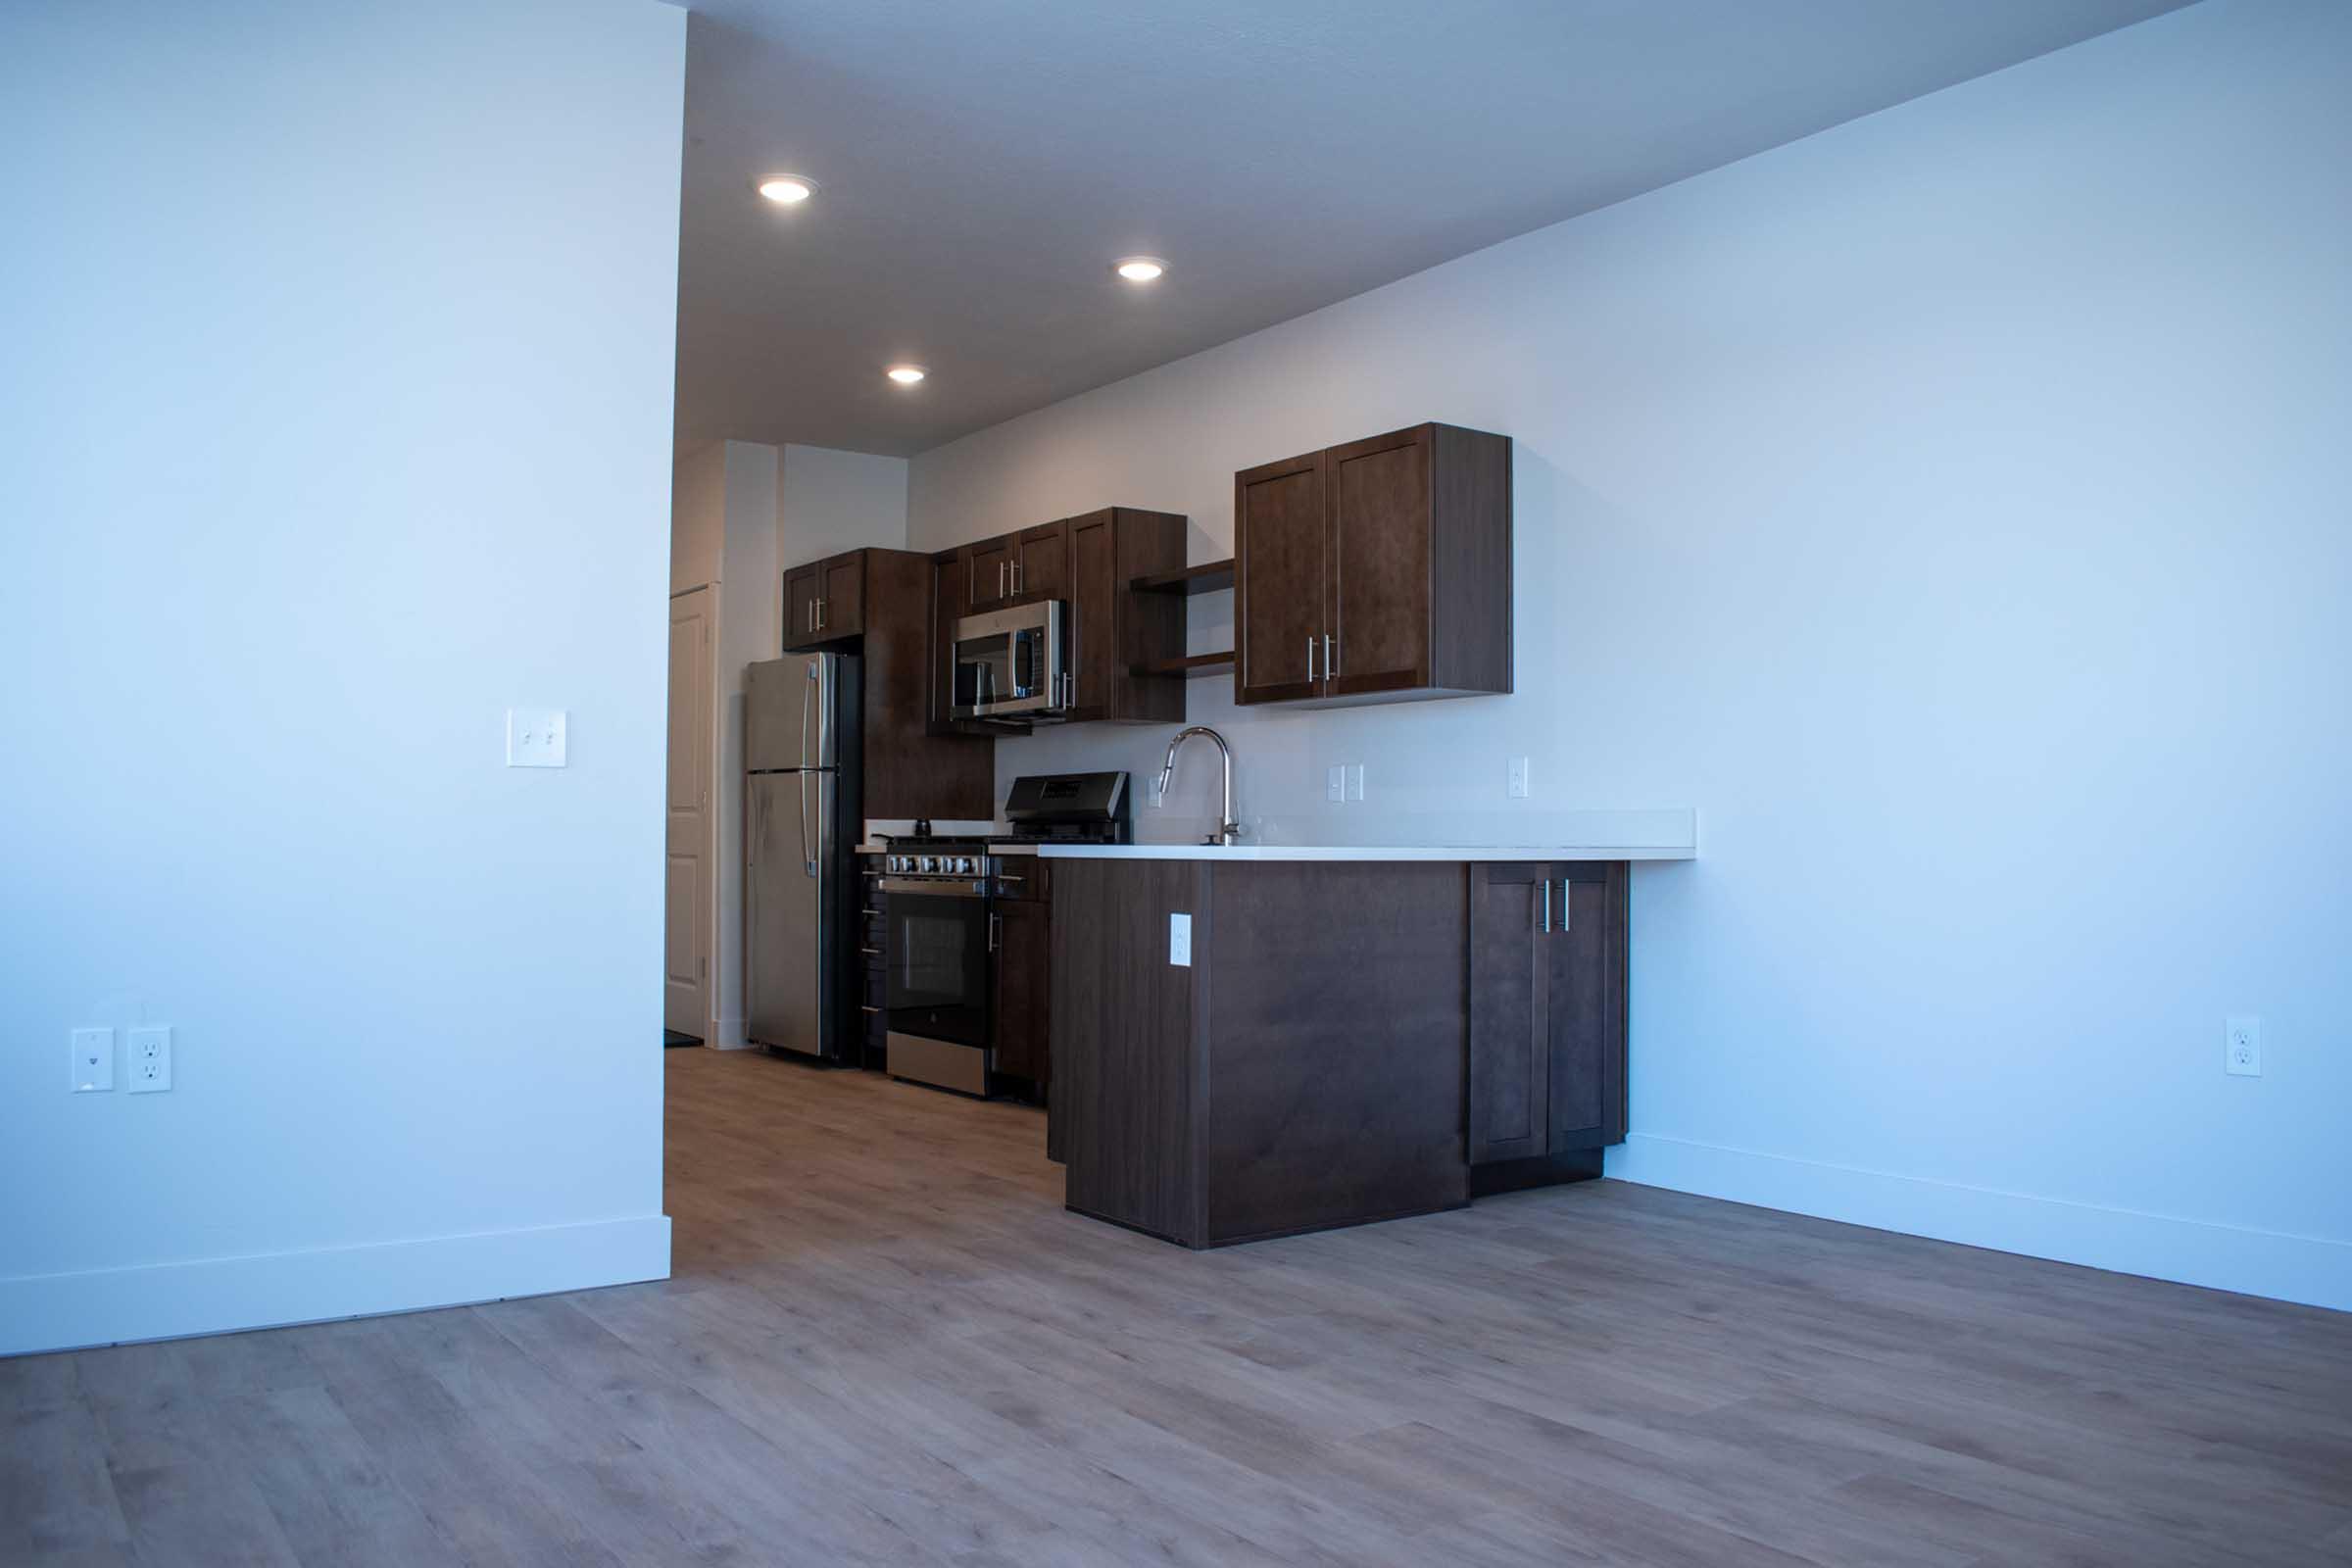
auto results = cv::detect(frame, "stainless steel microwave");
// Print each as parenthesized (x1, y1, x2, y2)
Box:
(952, 600, 1070, 721)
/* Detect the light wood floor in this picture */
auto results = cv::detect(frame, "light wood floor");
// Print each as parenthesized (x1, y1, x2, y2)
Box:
(8, 1049, 2350, 1567)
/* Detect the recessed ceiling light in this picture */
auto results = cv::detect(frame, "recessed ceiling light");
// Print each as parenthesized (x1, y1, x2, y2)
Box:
(886, 365, 927, 385)
(1114, 256, 1167, 282)
(757, 173, 817, 205)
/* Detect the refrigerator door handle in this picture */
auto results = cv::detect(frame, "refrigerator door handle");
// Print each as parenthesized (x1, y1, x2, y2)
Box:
(817, 656, 834, 769)
(800, 768, 814, 876)
(801, 661, 815, 768)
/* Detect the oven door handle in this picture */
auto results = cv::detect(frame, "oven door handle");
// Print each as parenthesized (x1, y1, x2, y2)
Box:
(877, 877, 991, 898)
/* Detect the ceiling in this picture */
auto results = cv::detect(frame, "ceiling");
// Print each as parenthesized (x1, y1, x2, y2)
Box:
(674, 0, 2193, 458)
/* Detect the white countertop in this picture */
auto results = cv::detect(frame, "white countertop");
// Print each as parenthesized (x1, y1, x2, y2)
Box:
(860, 808, 1696, 862)
(1035, 841, 1691, 862)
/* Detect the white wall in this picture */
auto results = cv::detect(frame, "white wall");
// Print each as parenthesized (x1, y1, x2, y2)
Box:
(0, 0, 685, 1354)
(671, 440, 725, 593)
(910, 0, 2352, 1309)
(780, 443, 910, 561)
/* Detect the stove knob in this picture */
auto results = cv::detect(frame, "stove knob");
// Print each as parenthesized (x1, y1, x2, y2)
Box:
(953, 856, 973, 875)
(919, 856, 939, 874)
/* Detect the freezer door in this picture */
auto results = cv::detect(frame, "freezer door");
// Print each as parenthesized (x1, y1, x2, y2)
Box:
(746, 771, 825, 1055)
(745, 654, 828, 774)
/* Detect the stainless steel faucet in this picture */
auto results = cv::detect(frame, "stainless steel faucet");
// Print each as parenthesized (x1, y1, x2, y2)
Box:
(1157, 726, 1241, 846)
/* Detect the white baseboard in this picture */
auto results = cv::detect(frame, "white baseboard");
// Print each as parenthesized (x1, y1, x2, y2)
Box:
(1606, 1134, 2349, 1312)
(0, 1213, 671, 1357)
(710, 1014, 750, 1049)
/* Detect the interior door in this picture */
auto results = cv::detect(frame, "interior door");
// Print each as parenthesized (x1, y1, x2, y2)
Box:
(1325, 425, 1430, 697)
(1545, 862, 1628, 1151)
(1468, 863, 1547, 1162)
(1234, 451, 1325, 704)
(663, 589, 713, 1040)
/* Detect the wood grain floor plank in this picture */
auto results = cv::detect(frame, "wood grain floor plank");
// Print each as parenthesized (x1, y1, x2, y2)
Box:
(6, 1048, 2345, 1568)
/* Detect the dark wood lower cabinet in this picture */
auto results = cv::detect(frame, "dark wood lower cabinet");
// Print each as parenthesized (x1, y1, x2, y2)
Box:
(1468, 860, 1629, 1162)
(990, 892, 1050, 1087)
(1051, 857, 1625, 1248)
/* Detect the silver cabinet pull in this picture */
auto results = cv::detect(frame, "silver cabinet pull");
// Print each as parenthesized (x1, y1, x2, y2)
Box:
(815, 597, 825, 631)
(1306, 636, 1316, 680)
(1325, 632, 1336, 679)
(1559, 881, 1572, 932)
(1012, 560, 1023, 595)
(988, 912, 1001, 953)
(1540, 879, 1551, 933)
(999, 561, 1006, 598)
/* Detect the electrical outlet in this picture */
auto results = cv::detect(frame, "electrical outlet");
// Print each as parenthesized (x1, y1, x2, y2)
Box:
(1168, 912, 1192, 966)
(2225, 1015, 2262, 1077)
(127, 1026, 172, 1093)
(1145, 771, 1164, 808)
(505, 707, 567, 767)
(1326, 764, 1345, 804)
(1508, 757, 1531, 799)
(72, 1028, 113, 1093)
(1346, 763, 1364, 803)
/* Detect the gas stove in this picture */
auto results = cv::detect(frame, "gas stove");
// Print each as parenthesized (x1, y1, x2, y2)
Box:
(877, 770, 1132, 878)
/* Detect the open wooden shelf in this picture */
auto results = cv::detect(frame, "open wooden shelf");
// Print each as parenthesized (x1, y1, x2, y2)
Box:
(1129, 650, 1234, 678)
(1128, 558, 1235, 596)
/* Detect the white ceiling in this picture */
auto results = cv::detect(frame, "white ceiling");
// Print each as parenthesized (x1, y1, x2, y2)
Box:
(674, 0, 2193, 458)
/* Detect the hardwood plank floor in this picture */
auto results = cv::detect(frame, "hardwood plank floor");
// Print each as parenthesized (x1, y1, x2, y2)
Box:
(6, 1048, 2348, 1566)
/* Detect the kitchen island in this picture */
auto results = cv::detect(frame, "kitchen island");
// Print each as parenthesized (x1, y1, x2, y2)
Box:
(1040, 821, 1693, 1248)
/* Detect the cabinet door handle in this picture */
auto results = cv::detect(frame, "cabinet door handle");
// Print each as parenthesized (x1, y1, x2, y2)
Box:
(816, 597, 825, 631)
(1013, 560, 1023, 595)
(1558, 881, 1571, 932)
(998, 561, 1006, 598)
(1325, 632, 1337, 679)
(1539, 879, 1551, 934)
(1306, 636, 1316, 680)
(988, 912, 1001, 953)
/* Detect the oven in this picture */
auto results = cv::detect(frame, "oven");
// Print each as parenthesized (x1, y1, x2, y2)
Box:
(880, 857, 993, 1094)
(952, 601, 1070, 722)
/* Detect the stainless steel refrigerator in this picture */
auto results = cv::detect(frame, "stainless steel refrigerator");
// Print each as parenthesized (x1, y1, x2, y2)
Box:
(744, 651, 861, 1061)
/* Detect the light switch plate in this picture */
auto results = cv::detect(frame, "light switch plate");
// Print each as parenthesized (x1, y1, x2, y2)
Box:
(72, 1027, 113, 1092)
(506, 708, 567, 767)
(127, 1026, 172, 1093)
(1169, 912, 1192, 966)
(1326, 765, 1345, 804)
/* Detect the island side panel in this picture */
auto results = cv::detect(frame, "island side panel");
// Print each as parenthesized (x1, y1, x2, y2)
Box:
(1201, 860, 1471, 1244)
(1051, 857, 1209, 1245)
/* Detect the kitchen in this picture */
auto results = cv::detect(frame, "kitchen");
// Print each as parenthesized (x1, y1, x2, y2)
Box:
(739, 421, 1697, 1247)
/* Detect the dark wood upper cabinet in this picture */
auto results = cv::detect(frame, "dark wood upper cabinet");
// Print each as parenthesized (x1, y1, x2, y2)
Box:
(967, 536, 1015, 610)
(784, 550, 866, 649)
(1234, 452, 1327, 705)
(1064, 507, 1186, 724)
(1234, 421, 1511, 707)
(820, 553, 865, 640)
(855, 549, 992, 818)
(783, 564, 821, 652)
(1467, 860, 1627, 1165)
(1011, 520, 1069, 605)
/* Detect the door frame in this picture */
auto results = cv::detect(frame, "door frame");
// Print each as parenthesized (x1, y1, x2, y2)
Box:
(667, 581, 722, 1043)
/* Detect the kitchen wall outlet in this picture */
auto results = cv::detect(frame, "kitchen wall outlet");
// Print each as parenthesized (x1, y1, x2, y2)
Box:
(1346, 763, 1364, 802)
(2225, 1015, 2262, 1077)
(1145, 771, 1164, 808)
(1326, 764, 1345, 803)
(72, 1027, 113, 1093)
(505, 707, 567, 767)
(1508, 757, 1531, 799)
(127, 1026, 172, 1093)
(1168, 912, 1192, 966)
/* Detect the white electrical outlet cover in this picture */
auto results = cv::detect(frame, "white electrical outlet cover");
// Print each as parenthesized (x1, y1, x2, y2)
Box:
(1508, 757, 1531, 799)
(1169, 912, 1192, 966)
(127, 1025, 172, 1093)
(72, 1027, 113, 1093)
(1346, 763, 1364, 802)
(2225, 1015, 2262, 1077)
(506, 707, 568, 767)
